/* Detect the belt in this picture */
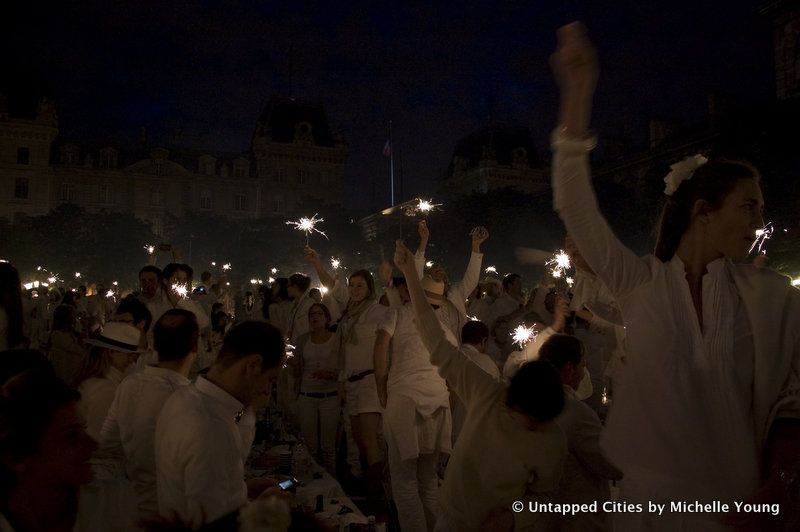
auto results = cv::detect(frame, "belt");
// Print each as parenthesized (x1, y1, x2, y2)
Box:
(298, 390, 338, 399)
(347, 369, 374, 383)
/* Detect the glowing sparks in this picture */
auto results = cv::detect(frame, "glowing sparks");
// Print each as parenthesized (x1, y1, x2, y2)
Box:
(546, 250, 572, 279)
(36, 266, 43, 271)
(749, 222, 774, 255)
(792, 278, 800, 287)
(105, 290, 115, 298)
(222, 263, 232, 271)
(286, 213, 327, 244)
(144, 244, 155, 254)
(271, 268, 278, 274)
(319, 286, 329, 295)
(23, 282, 33, 290)
(268, 276, 276, 284)
(283, 343, 296, 368)
(566, 277, 575, 287)
(485, 266, 498, 274)
(112, 281, 118, 286)
(468, 315, 480, 321)
(211, 262, 217, 267)
(415, 198, 442, 214)
(330, 257, 341, 270)
(47, 276, 57, 284)
(425, 261, 434, 268)
(250, 278, 259, 285)
(171, 283, 189, 298)
(75, 272, 81, 279)
(511, 324, 538, 348)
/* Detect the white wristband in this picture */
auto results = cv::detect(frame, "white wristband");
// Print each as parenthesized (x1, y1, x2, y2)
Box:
(550, 126, 597, 154)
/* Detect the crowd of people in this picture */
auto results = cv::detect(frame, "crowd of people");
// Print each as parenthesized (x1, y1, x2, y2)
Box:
(1, 22, 798, 532)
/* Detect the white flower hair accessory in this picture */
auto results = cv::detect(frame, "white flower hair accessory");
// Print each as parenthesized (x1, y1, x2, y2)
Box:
(663, 154, 709, 196)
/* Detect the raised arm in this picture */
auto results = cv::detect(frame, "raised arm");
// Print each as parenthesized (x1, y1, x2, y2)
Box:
(551, 22, 650, 299)
(414, 221, 428, 279)
(394, 240, 497, 406)
(449, 227, 488, 303)
(304, 246, 335, 290)
(377, 260, 404, 309)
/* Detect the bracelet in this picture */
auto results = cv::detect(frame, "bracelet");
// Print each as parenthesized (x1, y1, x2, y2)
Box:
(550, 126, 597, 154)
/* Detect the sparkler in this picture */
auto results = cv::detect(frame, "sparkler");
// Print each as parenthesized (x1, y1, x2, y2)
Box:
(415, 198, 441, 214)
(211, 262, 217, 267)
(511, 324, 538, 348)
(271, 268, 278, 275)
(546, 250, 571, 278)
(749, 222, 774, 255)
(566, 277, 575, 287)
(330, 258, 341, 270)
(105, 290, 115, 298)
(485, 266, 498, 274)
(75, 272, 81, 279)
(319, 286, 329, 295)
(112, 281, 118, 286)
(425, 261, 434, 268)
(144, 244, 155, 254)
(283, 343, 296, 368)
(468, 315, 480, 321)
(47, 276, 57, 284)
(222, 263, 232, 271)
(171, 283, 189, 298)
(286, 213, 327, 244)
(268, 276, 276, 284)
(250, 279, 259, 285)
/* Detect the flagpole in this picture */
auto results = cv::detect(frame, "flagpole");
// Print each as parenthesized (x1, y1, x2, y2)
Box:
(389, 120, 395, 206)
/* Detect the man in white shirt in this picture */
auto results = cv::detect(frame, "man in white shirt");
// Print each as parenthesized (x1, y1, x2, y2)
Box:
(155, 321, 285, 527)
(538, 333, 623, 531)
(96, 309, 199, 526)
(450, 320, 500, 446)
(136, 265, 163, 306)
(146, 263, 210, 333)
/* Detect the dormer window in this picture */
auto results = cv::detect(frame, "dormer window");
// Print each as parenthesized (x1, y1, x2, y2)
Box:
(198, 155, 216, 176)
(100, 147, 118, 169)
(233, 158, 249, 178)
(61, 145, 80, 165)
(512, 147, 528, 168)
(294, 122, 314, 145)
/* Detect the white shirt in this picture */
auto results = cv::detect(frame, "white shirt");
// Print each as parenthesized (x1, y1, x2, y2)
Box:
(78, 366, 124, 441)
(97, 366, 190, 519)
(413, 290, 566, 532)
(155, 376, 255, 526)
(414, 250, 484, 338)
(146, 291, 211, 339)
(286, 292, 315, 344)
(461, 343, 500, 379)
(554, 150, 760, 502)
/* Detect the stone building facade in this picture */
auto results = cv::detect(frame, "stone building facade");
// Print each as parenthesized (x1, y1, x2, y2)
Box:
(0, 95, 347, 235)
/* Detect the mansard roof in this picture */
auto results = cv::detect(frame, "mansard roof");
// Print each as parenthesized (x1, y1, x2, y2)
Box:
(448, 124, 540, 173)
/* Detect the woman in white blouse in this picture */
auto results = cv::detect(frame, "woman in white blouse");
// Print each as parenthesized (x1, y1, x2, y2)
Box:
(304, 248, 388, 494)
(74, 322, 140, 440)
(290, 302, 340, 476)
(551, 22, 800, 530)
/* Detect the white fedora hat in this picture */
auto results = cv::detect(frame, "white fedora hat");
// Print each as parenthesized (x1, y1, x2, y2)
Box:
(85, 322, 140, 353)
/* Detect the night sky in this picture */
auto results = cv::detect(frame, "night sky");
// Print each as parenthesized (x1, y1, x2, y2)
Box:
(5, 1, 773, 211)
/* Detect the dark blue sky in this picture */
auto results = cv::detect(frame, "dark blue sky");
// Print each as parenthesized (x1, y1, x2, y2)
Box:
(6, 1, 774, 210)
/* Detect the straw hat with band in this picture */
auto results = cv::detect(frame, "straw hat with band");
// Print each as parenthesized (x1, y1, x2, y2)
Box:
(84, 322, 141, 353)
(422, 276, 447, 307)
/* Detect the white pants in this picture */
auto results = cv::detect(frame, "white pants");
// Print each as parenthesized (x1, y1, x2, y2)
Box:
(296, 393, 339, 476)
(387, 444, 439, 532)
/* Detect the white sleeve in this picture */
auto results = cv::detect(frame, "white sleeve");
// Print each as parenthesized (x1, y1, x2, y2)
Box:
(553, 151, 651, 299)
(450, 252, 483, 305)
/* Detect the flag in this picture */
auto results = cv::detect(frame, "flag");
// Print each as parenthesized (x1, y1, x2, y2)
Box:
(383, 139, 392, 158)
